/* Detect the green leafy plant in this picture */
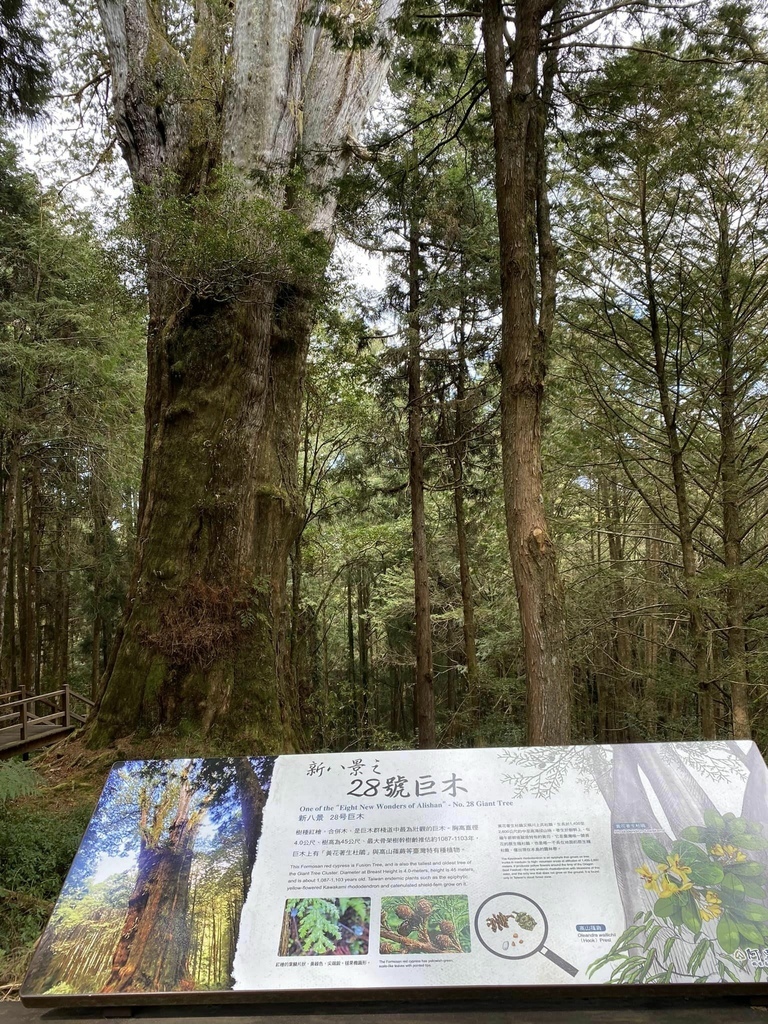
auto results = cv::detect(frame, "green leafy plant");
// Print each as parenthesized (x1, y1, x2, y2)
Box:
(279, 897, 369, 956)
(588, 813, 768, 984)
(0, 803, 92, 990)
(0, 762, 37, 805)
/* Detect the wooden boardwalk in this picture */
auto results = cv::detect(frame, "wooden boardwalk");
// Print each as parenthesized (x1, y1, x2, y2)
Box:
(0, 687, 94, 757)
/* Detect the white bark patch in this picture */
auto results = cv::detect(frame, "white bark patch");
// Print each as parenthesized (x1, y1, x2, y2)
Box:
(222, 0, 399, 233)
(99, 0, 400, 228)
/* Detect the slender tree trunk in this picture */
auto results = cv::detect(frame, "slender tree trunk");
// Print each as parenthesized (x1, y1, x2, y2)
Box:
(53, 511, 70, 688)
(90, 453, 109, 702)
(452, 319, 480, 728)
(7, 536, 16, 691)
(407, 208, 435, 749)
(599, 475, 633, 741)
(0, 439, 19, 663)
(638, 165, 713, 739)
(29, 466, 41, 695)
(643, 517, 660, 736)
(16, 464, 33, 694)
(347, 570, 357, 738)
(92, 614, 103, 701)
(481, 0, 571, 745)
(321, 602, 329, 746)
(357, 570, 370, 740)
(716, 204, 751, 739)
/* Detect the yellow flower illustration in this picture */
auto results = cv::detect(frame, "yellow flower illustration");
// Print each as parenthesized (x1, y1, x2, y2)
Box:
(724, 844, 747, 863)
(656, 876, 679, 899)
(710, 843, 747, 864)
(636, 854, 693, 898)
(636, 863, 660, 892)
(666, 854, 693, 881)
(698, 891, 723, 921)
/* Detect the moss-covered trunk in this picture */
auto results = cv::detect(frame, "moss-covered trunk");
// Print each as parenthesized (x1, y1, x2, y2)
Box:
(93, 276, 309, 746)
(93, 0, 398, 746)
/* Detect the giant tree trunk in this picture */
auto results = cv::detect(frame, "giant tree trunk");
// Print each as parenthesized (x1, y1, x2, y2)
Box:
(94, 279, 309, 744)
(481, 0, 571, 745)
(92, 0, 398, 743)
(236, 758, 268, 898)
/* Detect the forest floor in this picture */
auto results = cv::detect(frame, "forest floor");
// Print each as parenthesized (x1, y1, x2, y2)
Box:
(0, 730, 220, 1000)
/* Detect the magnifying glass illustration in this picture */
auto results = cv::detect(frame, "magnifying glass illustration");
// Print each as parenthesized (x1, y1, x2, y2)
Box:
(474, 892, 578, 977)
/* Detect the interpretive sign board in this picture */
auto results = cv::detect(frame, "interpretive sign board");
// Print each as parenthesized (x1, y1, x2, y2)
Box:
(20, 742, 768, 1006)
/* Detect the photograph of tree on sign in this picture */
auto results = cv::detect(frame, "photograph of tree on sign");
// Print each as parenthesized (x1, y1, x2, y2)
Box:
(21, 758, 274, 995)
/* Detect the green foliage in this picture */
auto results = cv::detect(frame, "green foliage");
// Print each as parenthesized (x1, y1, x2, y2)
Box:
(0, 761, 37, 804)
(0, 803, 92, 904)
(283, 897, 369, 956)
(0, 0, 50, 119)
(0, 129, 144, 699)
(0, 801, 92, 986)
(130, 167, 329, 303)
(288, 898, 341, 954)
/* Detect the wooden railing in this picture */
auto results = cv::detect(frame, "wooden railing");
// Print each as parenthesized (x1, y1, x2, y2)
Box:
(0, 685, 94, 746)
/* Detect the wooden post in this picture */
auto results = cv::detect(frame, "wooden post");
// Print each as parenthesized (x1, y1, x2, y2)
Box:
(20, 684, 27, 741)
(63, 683, 71, 727)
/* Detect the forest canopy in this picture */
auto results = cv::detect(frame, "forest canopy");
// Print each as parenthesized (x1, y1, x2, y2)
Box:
(1, 0, 768, 756)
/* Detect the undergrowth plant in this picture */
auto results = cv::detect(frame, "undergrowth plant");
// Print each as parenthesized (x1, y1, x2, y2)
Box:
(0, 762, 37, 805)
(0, 801, 92, 989)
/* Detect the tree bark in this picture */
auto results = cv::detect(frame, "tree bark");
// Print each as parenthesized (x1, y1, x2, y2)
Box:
(643, 516, 660, 736)
(599, 474, 633, 741)
(29, 465, 41, 695)
(715, 203, 751, 739)
(91, 0, 398, 744)
(0, 438, 19, 665)
(52, 512, 70, 689)
(481, 0, 571, 745)
(235, 758, 267, 899)
(407, 209, 435, 748)
(452, 317, 480, 729)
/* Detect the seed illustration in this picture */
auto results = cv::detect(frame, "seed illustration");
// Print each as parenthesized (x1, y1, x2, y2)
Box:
(485, 910, 538, 934)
